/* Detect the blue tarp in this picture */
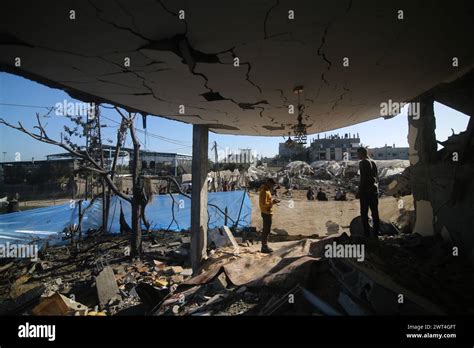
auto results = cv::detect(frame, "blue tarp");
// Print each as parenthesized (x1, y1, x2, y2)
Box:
(0, 190, 252, 248)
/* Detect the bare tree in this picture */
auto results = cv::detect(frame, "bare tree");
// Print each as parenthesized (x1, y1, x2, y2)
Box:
(0, 106, 146, 257)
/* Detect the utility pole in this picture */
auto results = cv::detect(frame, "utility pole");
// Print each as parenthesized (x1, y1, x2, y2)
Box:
(211, 141, 220, 190)
(96, 105, 108, 232)
(174, 156, 178, 177)
(211, 141, 220, 173)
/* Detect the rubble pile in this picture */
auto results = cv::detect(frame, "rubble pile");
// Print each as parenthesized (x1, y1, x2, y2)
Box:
(0, 231, 194, 316)
(1, 228, 473, 316)
(247, 165, 271, 183)
(247, 160, 410, 196)
(311, 160, 347, 178)
(157, 231, 474, 316)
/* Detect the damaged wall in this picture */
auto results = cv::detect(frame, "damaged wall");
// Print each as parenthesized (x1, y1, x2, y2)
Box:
(408, 80, 474, 263)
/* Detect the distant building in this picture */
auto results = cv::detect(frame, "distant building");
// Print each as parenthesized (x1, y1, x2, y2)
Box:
(309, 133, 361, 161)
(1, 159, 78, 185)
(369, 144, 409, 160)
(47, 145, 192, 174)
(0, 158, 79, 200)
(278, 142, 305, 160)
(140, 151, 192, 174)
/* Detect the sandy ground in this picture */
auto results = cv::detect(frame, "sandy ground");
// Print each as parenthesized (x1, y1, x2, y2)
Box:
(15, 191, 414, 239)
(250, 189, 414, 237)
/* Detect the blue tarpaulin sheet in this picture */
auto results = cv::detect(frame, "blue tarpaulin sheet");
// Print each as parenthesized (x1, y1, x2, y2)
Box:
(0, 190, 251, 248)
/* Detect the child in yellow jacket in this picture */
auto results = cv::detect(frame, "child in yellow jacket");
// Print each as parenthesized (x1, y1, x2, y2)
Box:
(259, 178, 279, 253)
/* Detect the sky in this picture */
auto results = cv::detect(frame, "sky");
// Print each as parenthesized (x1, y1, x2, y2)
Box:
(0, 72, 470, 162)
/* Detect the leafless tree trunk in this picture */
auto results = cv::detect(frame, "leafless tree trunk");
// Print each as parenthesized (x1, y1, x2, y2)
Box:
(129, 113, 142, 257)
(114, 108, 149, 257)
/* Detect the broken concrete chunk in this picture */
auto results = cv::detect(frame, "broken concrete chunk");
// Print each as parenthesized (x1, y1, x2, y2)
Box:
(153, 260, 165, 268)
(170, 274, 184, 284)
(211, 272, 228, 291)
(96, 266, 122, 308)
(170, 266, 183, 274)
(162, 265, 184, 275)
(181, 268, 193, 277)
(208, 226, 239, 249)
(154, 278, 168, 288)
(32, 292, 88, 316)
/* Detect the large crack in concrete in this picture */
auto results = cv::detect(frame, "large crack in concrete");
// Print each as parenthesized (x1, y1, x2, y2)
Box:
(87, 0, 152, 44)
(155, 0, 188, 35)
(5, 1, 268, 130)
(263, 0, 280, 39)
(317, 23, 332, 86)
(142, 37, 264, 111)
(316, 0, 353, 88)
(114, 0, 141, 34)
(331, 86, 350, 111)
(2, 3, 282, 133)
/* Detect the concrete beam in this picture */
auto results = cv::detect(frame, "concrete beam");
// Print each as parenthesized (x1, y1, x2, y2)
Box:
(191, 125, 209, 272)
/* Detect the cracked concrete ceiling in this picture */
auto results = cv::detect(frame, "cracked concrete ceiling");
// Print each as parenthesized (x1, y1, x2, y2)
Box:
(1, 0, 474, 135)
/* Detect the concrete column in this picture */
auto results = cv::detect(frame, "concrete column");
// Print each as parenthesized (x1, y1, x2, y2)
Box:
(407, 96, 437, 165)
(191, 125, 209, 272)
(407, 96, 437, 236)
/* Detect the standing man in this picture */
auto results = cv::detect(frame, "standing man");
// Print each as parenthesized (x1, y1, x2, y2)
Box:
(259, 178, 279, 253)
(357, 147, 380, 237)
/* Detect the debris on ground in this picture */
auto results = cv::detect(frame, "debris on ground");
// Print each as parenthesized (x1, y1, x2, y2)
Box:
(1, 223, 473, 316)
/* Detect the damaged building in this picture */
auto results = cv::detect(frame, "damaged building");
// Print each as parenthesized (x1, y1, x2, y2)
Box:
(0, 0, 474, 324)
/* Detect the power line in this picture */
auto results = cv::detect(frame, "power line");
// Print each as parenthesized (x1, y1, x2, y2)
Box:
(0, 102, 52, 109)
(0, 101, 192, 147)
(100, 114, 191, 147)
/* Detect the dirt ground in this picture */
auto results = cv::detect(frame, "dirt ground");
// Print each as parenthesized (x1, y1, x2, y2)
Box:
(250, 188, 414, 237)
(13, 191, 414, 239)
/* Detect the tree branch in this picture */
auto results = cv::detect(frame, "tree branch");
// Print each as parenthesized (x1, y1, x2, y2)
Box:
(0, 113, 132, 203)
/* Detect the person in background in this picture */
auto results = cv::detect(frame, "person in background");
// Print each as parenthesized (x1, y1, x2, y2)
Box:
(259, 178, 279, 253)
(335, 188, 347, 201)
(357, 147, 380, 237)
(316, 187, 328, 201)
(6, 193, 20, 213)
(306, 187, 315, 200)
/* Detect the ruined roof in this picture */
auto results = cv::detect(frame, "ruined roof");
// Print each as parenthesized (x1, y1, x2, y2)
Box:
(1, 0, 473, 135)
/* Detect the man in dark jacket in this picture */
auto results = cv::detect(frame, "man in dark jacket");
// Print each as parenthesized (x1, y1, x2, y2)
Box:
(357, 147, 380, 237)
